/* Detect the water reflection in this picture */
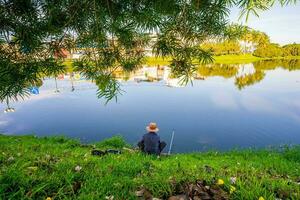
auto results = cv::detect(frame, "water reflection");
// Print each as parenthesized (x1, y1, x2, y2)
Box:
(2, 59, 300, 111)
(114, 59, 300, 89)
(1, 59, 300, 152)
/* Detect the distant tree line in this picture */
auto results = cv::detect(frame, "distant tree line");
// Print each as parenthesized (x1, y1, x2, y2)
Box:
(201, 26, 300, 58)
(254, 43, 300, 58)
(197, 59, 300, 89)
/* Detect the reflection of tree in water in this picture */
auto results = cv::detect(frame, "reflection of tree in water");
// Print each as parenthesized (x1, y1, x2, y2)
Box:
(196, 63, 265, 89)
(197, 64, 238, 78)
(253, 60, 278, 70)
(237, 59, 300, 89)
(234, 59, 300, 89)
(1, 0, 296, 106)
(280, 59, 300, 71)
(196, 60, 300, 90)
(2, 58, 300, 109)
(235, 70, 265, 90)
(0, 50, 65, 111)
(253, 59, 300, 71)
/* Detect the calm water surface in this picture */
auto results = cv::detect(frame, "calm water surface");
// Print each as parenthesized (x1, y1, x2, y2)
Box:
(1, 61, 300, 152)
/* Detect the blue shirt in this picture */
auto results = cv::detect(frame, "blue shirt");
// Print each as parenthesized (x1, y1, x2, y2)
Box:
(141, 132, 160, 154)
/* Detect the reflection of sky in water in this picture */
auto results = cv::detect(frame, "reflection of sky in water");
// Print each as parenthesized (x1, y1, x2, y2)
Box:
(0, 65, 300, 152)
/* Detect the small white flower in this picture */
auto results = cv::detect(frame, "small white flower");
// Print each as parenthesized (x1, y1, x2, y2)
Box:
(105, 195, 114, 200)
(75, 165, 82, 172)
(230, 177, 237, 184)
(8, 156, 14, 162)
(135, 190, 144, 197)
(205, 186, 210, 190)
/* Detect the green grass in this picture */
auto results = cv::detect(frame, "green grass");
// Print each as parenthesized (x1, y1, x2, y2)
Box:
(1, 135, 299, 200)
(145, 57, 172, 66)
(64, 55, 300, 68)
(145, 55, 263, 65)
(213, 54, 263, 64)
(144, 55, 300, 66)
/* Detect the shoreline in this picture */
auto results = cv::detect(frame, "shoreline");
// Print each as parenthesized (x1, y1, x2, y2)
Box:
(1, 134, 299, 199)
(63, 54, 300, 69)
(145, 54, 300, 65)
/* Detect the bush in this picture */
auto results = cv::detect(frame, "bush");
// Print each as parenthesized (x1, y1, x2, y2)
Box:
(94, 135, 129, 149)
(282, 43, 300, 56)
(253, 43, 283, 58)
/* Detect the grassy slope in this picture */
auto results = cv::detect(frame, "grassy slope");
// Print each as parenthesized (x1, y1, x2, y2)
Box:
(0, 135, 299, 200)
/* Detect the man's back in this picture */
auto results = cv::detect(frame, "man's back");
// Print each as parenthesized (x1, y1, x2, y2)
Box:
(142, 132, 160, 154)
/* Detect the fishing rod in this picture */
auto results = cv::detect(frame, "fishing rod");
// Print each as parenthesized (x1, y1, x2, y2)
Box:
(168, 130, 175, 155)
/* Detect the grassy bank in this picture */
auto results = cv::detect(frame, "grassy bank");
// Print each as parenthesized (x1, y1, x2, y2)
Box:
(144, 55, 263, 65)
(213, 55, 300, 64)
(64, 55, 300, 68)
(213, 54, 263, 64)
(1, 135, 299, 200)
(145, 55, 300, 66)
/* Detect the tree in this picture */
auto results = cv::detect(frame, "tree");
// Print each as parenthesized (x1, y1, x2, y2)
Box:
(0, 0, 297, 102)
(240, 27, 270, 53)
(202, 40, 241, 55)
(282, 43, 300, 56)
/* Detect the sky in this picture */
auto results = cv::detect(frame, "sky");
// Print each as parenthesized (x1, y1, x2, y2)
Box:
(229, 3, 300, 45)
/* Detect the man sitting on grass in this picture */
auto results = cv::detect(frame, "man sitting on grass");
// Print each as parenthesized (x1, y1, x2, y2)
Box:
(138, 122, 166, 155)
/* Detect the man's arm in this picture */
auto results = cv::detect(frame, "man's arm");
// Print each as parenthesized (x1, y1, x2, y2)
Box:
(158, 135, 166, 153)
(137, 134, 145, 151)
(157, 135, 161, 144)
(140, 134, 145, 143)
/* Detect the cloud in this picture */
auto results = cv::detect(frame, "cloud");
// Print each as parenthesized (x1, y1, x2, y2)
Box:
(0, 120, 9, 126)
(280, 98, 300, 109)
(0, 115, 12, 128)
(240, 94, 277, 113)
(240, 94, 300, 123)
(211, 91, 239, 110)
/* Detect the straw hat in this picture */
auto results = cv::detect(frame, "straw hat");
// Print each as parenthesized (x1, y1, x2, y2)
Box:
(146, 122, 159, 132)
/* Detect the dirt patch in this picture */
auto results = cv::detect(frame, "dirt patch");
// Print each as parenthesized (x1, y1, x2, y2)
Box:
(136, 180, 229, 200)
(169, 180, 229, 200)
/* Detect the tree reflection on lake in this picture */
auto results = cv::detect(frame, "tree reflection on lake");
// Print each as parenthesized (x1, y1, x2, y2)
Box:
(1, 59, 300, 107)
(1, 59, 300, 152)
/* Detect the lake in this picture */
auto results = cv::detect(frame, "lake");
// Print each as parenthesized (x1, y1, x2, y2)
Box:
(1, 60, 300, 152)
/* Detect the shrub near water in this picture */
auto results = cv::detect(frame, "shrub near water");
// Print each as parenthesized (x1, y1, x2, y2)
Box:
(0, 135, 300, 200)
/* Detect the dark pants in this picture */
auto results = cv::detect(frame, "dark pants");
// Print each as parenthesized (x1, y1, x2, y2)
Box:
(138, 141, 166, 155)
